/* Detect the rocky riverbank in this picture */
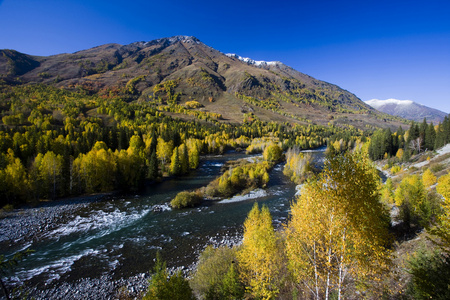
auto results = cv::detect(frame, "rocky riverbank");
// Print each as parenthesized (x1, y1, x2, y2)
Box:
(0, 194, 112, 248)
(10, 273, 149, 300)
(0, 194, 244, 300)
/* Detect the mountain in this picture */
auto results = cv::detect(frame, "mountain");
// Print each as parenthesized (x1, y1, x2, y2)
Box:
(0, 35, 405, 129)
(365, 99, 448, 124)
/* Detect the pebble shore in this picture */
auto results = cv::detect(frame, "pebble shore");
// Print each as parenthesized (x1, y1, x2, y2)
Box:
(0, 195, 243, 300)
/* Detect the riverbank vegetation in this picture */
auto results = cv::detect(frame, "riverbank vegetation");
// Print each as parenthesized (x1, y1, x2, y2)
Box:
(170, 143, 283, 208)
(0, 84, 365, 208)
(2, 83, 450, 299)
(183, 144, 450, 299)
(283, 148, 314, 184)
(187, 150, 392, 299)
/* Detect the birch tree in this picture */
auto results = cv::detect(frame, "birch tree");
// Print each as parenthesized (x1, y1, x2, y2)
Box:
(431, 173, 450, 253)
(237, 203, 285, 299)
(286, 152, 392, 299)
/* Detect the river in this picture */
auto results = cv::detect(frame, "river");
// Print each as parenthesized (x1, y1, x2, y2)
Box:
(1, 148, 325, 297)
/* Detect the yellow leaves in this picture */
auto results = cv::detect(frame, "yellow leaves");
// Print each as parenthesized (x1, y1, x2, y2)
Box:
(246, 137, 280, 154)
(422, 169, 437, 188)
(391, 165, 402, 175)
(431, 172, 450, 253)
(184, 100, 203, 109)
(380, 178, 395, 205)
(437, 173, 450, 201)
(283, 147, 313, 184)
(262, 142, 282, 162)
(156, 137, 173, 165)
(237, 203, 284, 299)
(35, 151, 64, 198)
(286, 152, 392, 298)
(73, 147, 117, 193)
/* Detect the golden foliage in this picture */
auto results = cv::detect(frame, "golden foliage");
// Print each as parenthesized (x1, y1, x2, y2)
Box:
(286, 152, 392, 299)
(422, 168, 437, 188)
(237, 203, 285, 299)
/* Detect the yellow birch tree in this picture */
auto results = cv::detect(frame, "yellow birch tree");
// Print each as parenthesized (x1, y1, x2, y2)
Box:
(431, 173, 450, 253)
(422, 168, 437, 188)
(286, 152, 392, 300)
(237, 203, 284, 299)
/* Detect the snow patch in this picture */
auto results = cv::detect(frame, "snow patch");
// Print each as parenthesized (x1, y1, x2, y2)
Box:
(226, 53, 281, 67)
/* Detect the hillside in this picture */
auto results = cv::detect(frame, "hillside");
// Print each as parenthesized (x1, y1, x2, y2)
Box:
(0, 36, 405, 130)
(366, 98, 448, 123)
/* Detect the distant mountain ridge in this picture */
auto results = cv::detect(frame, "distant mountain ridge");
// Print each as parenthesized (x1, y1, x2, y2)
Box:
(365, 99, 447, 123)
(0, 35, 405, 129)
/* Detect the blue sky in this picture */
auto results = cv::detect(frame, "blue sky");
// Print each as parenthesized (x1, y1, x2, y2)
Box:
(1, 0, 449, 113)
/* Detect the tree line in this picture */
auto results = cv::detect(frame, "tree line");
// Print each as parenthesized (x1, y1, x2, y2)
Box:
(0, 84, 364, 207)
(368, 116, 450, 161)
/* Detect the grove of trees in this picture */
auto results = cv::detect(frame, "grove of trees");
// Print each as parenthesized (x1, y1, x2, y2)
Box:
(0, 84, 365, 208)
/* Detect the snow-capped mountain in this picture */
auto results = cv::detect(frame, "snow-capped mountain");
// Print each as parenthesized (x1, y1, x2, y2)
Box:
(365, 99, 448, 123)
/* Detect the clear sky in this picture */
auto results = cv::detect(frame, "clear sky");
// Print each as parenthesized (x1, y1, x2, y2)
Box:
(1, 0, 449, 113)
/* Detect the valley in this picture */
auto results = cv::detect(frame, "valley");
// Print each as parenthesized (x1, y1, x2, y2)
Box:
(0, 36, 449, 299)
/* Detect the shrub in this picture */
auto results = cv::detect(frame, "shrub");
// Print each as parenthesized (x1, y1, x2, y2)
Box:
(171, 191, 202, 209)
(263, 143, 282, 162)
(407, 248, 450, 299)
(143, 252, 194, 300)
(190, 246, 244, 299)
(430, 163, 445, 173)
(2, 204, 14, 211)
(185, 100, 203, 109)
(391, 165, 402, 175)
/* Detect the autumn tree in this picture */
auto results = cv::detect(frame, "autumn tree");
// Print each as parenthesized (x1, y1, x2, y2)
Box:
(286, 152, 392, 300)
(143, 252, 194, 300)
(380, 177, 395, 205)
(0, 151, 30, 205)
(430, 173, 450, 253)
(263, 142, 282, 162)
(156, 137, 173, 173)
(190, 245, 244, 299)
(284, 147, 313, 183)
(237, 203, 285, 299)
(188, 143, 199, 169)
(170, 146, 181, 176)
(72, 142, 117, 193)
(179, 143, 189, 174)
(422, 168, 437, 188)
(394, 175, 435, 228)
(146, 131, 159, 180)
(34, 151, 64, 199)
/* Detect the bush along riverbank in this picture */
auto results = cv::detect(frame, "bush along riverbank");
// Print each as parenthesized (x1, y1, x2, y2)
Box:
(170, 143, 283, 208)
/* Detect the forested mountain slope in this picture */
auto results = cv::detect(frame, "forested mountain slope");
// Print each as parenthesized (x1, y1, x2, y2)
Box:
(1, 36, 404, 129)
